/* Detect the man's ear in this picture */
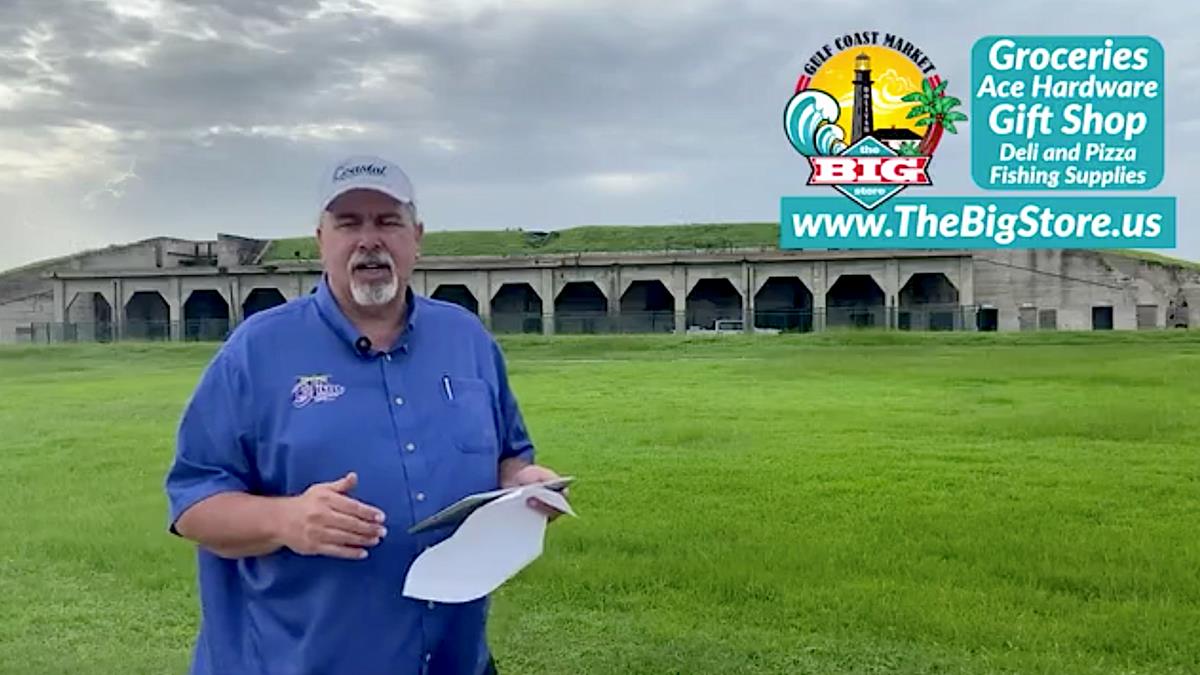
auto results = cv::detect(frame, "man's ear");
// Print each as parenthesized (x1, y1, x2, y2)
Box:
(415, 220, 424, 250)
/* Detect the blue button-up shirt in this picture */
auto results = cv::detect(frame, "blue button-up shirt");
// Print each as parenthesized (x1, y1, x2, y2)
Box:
(164, 276, 535, 675)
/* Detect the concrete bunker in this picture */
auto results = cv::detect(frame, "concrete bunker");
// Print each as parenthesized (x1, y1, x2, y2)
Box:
(754, 276, 813, 332)
(686, 278, 743, 330)
(554, 281, 608, 334)
(431, 284, 479, 315)
(184, 290, 230, 341)
(619, 280, 675, 333)
(125, 291, 170, 340)
(243, 288, 287, 319)
(899, 273, 960, 331)
(66, 292, 113, 342)
(826, 275, 885, 328)
(490, 283, 543, 334)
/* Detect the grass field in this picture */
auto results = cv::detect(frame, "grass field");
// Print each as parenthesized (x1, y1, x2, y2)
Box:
(263, 222, 780, 260)
(1, 332, 1199, 674)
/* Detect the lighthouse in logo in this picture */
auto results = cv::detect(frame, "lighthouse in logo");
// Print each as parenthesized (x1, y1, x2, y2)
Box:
(784, 33, 967, 209)
(851, 53, 874, 144)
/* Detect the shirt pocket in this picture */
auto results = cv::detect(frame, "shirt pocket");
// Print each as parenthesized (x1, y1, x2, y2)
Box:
(443, 376, 499, 454)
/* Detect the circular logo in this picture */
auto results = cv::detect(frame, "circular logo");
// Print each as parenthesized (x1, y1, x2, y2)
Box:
(784, 33, 966, 208)
(787, 36, 966, 158)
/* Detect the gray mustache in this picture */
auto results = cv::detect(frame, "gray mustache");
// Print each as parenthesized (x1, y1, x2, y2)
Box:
(350, 251, 394, 270)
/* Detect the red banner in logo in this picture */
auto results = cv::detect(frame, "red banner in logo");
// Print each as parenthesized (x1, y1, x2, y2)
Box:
(807, 156, 931, 186)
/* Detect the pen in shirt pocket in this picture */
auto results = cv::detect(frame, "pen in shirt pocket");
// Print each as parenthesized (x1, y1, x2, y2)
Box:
(442, 374, 454, 401)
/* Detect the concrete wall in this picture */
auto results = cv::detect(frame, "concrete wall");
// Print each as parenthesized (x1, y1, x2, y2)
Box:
(4, 235, 260, 281)
(66, 291, 98, 324)
(1181, 285, 1200, 328)
(974, 250, 1200, 331)
(0, 292, 54, 342)
(217, 234, 270, 267)
(0, 275, 49, 307)
(57, 239, 215, 272)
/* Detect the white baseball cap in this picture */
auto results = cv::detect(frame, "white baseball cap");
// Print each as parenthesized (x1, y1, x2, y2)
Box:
(319, 154, 416, 212)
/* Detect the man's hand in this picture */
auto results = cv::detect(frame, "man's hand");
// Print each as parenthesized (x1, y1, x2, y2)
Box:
(499, 459, 569, 522)
(278, 472, 388, 560)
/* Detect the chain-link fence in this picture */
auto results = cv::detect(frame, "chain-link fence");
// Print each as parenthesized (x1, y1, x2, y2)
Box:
(23, 320, 232, 344)
(15, 306, 985, 343)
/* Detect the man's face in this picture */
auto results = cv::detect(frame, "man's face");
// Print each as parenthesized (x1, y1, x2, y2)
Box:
(317, 188, 423, 309)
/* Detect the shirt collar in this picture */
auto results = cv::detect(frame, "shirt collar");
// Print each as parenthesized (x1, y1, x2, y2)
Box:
(314, 275, 418, 357)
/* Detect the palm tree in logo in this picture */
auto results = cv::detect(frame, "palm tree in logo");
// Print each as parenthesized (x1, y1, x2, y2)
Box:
(900, 79, 967, 156)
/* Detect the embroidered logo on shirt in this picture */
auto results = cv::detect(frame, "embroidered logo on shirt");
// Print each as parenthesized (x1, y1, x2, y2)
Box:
(291, 375, 346, 409)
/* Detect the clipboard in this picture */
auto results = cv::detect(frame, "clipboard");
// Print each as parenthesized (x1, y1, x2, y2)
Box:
(406, 476, 574, 535)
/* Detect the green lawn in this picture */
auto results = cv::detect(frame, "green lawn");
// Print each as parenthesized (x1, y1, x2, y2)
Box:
(1, 333, 1198, 674)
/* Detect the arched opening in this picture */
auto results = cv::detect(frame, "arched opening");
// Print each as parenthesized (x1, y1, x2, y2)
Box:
(826, 275, 885, 329)
(431, 284, 479, 315)
(686, 278, 743, 330)
(899, 273, 960, 331)
(754, 277, 813, 332)
(243, 288, 287, 319)
(184, 290, 230, 341)
(555, 282, 608, 334)
(490, 283, 543, 334)
(66, 292, 113, 342)
(125, 291, 170, 341)
(619, 280, 675, 333)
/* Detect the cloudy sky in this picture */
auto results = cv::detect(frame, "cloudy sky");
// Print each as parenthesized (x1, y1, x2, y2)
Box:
(2, 0, 1197, 271)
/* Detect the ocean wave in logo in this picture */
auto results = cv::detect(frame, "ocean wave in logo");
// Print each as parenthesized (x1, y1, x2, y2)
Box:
(784, 89, 847, 157)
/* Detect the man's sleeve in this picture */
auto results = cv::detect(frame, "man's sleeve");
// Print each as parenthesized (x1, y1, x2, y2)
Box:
(164, 345, 257, 535)
(490, 338, 535, 464)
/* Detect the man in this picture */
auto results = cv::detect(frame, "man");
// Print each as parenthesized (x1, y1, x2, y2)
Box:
(164, 154, 564, 675)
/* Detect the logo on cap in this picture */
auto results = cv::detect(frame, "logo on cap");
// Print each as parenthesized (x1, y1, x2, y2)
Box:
(333, 163, 388, 182)
(321, 155, 415, 209)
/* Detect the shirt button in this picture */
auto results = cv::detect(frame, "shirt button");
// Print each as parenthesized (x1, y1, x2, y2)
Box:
(394, 397, 404, 406)
(405, 442, 416, 452)
(415, 492, 425, 502)
(427, 601, 435, 609)
(384, 354, 392, 362)
(425, 653, 432, 663)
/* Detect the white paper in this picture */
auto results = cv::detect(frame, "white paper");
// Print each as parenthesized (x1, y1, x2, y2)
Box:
(406, 476, 574, 535)
(402, 485, 575, 603)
